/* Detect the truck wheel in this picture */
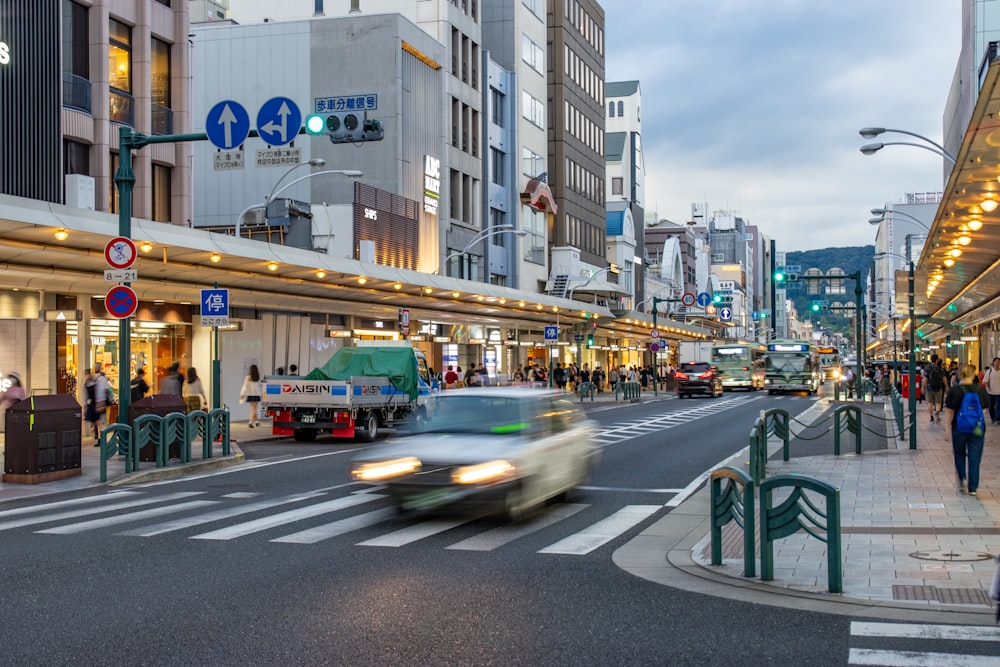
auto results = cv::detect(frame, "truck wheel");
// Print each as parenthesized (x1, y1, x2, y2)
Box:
(360, 413, 379, 442)
(292, 428, 317, 442)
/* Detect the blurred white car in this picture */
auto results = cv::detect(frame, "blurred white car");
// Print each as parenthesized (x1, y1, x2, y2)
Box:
(350, 388, 600, 519)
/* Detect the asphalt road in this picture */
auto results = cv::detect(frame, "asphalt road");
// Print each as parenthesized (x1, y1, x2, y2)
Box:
(3, 387, 992, 665)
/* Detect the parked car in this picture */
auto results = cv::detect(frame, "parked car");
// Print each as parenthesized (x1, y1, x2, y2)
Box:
(675, 361, 723, 398)
(349, 388, 600, 520)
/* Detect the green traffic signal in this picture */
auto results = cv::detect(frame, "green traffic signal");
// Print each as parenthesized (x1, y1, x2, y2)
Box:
(774, 271, 785, 282)
(811, 303, 820, 312)
(305, 113, 326, 134)
(586, 334, 595, 348)
(713, 293, 722, 303)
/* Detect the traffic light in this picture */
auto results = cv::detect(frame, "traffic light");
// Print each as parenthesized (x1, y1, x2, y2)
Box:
(812, 302, 820, 312)
(774, 270, 785, 283)
(713, 293, 723, 304)
(586, 333, 595, 348)
(304, 111, 384, 143)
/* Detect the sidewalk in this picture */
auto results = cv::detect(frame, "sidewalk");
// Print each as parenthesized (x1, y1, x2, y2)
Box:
(616, 395, 1000, 623)
(0, 419, 281, 503)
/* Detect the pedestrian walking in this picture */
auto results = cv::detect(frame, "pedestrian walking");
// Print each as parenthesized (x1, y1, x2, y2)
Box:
(183, 367, 208, 412)
(0, 371, 27, 433)
(130, 367, 150, 404)
(924, 354, 948, 423)
(944, 364, 990, 496)
(160, 361, 184, 395)
(983, 357, 1000, 425)
(239, 364, 262, 428)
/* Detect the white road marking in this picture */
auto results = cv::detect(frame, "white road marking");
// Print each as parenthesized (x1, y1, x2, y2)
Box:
(538, 504, 660, 555)
(357, 517, 474, 547)
(0, 491, 204, 531)
(272, 507, 398, 544)
(0, 491, 141, 517)
(190, 493, 382, 540)
(446, 503, 588, 551)
(850, 622, 1000, 642)
(36, 500, 219, 534)
(118, 493, 325, 537)
(847, 648, 999, 666)
(579, 486, 683, 494)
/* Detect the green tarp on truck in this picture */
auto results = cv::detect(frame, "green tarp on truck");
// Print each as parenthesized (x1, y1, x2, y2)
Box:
(306, 347, 420, 401)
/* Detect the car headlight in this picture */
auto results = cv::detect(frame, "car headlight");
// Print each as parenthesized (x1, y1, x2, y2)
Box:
(351, 456, 421, 481)
(832, 370, 841, 379)
(451, 460, 516, 485)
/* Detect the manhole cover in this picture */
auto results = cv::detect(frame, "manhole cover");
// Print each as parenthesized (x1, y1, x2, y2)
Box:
(909, 549, 993, 562)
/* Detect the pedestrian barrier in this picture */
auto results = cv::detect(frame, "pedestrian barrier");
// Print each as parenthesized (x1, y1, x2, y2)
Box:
(710, 467, 755, 577)
(748, 409, 790, 483)
(760, 474, 842, 593)
(615, 381, 641, 402)
(833, 404, 863, 456)
(98, 408, 231, 482)
(577, 381, 595, 402)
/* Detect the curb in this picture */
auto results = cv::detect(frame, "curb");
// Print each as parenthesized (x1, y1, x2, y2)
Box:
(613, 477, 994, 625)
(107, 442, 245, 487)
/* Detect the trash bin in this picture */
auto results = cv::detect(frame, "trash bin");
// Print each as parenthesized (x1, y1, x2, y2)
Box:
(901, 372, 922, 401)
(130, 394, 188, 462)
(2, 394, 83, 484)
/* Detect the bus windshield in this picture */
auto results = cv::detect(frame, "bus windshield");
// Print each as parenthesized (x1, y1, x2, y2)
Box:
(766, 353, 810, 373)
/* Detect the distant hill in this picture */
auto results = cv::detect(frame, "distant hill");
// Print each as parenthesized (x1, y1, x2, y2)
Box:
(784, 246, 874, 334)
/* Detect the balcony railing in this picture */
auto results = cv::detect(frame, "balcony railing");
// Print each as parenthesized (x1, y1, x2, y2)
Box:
(151, 103, 174, 135)
(62, 72, 92, 114)
(109, 88, 135, 127)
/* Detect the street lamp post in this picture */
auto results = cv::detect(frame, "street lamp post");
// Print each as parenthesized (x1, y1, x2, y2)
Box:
(873, 251, 918, 450)
(235, 167, 363, 238)
(646, 283, 683, 397)
(439, 224, 527, 278)
(858, 127, 957, 164)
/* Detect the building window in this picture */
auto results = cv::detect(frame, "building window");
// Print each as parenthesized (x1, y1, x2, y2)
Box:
(612, 177, 623, 196)
(608, 101, 615, 118)
(617, 101, 624, 117)
(490, 148, 504, 185)
(522, 147, 544, 179)
(152, 163, 171, 222)
(522, 0, 544, 21)
(521, 33, 544, 74)
(490, 88, 503, 126)
(521, 90, 545, 129)
(109, 18, 133, 125)
(64, 140, 90, 176)
(522, 204, 546, 265)
(151, 39, 172, 135)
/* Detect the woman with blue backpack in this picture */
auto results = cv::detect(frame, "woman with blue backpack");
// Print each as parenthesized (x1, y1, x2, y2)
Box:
(944, 364, 991, 496)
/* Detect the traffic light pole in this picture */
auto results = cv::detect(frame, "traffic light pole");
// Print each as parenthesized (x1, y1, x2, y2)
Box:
(908, 262, 916, 449)
(115, 126, 226, 422)
(651, 296, 682, 397)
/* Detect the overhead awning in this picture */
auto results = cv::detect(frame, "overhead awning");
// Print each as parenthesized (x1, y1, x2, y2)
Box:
(916, 52, 1000, 340)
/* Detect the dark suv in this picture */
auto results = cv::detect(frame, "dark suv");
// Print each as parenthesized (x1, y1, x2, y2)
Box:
(676, 362, 723, 398)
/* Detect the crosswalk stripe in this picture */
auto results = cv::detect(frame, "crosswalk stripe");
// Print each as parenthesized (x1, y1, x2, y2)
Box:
(851, 622, 1000, 642)
(446, 503, 588, 551)
(117, 493, 324, 537)
(848, 648, 999, 666)
(0, 491, 203, 532)
(357, 517, 474, 547)
(538, 504, 660, 555)
(0, 491, 142, 518)
(35, 500, 219, 534)
(272, 507, 398, 544)
(190, 493, 382, 541)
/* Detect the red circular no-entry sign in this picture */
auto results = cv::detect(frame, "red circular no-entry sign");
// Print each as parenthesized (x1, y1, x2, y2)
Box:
(105, 285, 138, 319)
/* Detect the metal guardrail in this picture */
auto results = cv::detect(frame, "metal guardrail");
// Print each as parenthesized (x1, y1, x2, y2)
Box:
(577, 382, 596, 402)
(615, 381, 641, 402)
(710, 467, 756, 577)
(760, 475, 842, 593)
(99, 408, 231, 482)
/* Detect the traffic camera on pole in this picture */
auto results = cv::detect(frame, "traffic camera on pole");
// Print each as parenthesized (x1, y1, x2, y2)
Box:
(305, 111, 384, 144)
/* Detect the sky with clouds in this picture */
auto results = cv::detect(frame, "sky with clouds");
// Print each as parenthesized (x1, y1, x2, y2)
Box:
(604, 0, 960, 252)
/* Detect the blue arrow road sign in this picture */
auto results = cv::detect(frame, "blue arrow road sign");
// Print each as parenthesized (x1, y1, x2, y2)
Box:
(256, 97, 302, 147)
(696, 292, 712, 307)
(544, 326, 559, 342)
(720, 307, 732, 320)
(206, 100, 250, 150)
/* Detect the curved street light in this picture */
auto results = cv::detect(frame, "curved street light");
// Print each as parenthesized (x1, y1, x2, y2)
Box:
(868, 207, 931, 232)
(267, 158, 325, 204)
(235, 168, 363, 237)
(438, 224, 528, 277)
(859, 127, 951, 155)
(567, 264, 621, 302)
(859, 141, 957, 164)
